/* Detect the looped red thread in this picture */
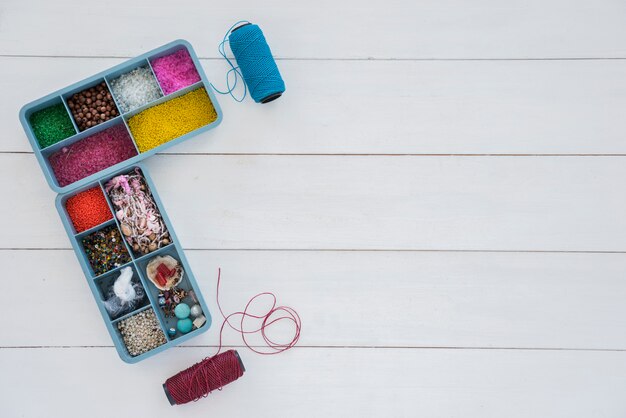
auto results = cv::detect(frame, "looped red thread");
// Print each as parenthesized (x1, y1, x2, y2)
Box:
(215, 267, 302, 355)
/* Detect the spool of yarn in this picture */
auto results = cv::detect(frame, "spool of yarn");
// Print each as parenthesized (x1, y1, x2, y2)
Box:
(212, 21, 285, 103)
(163, 350, 245, 405)
(162, 269, 301, 406)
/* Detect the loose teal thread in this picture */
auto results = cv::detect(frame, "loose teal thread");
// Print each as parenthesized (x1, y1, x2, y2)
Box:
(211, 20, 250, 102)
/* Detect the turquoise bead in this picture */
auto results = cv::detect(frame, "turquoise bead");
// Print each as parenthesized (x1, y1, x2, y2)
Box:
(177, 318, 193, 334)
(174, 303, 190, 319)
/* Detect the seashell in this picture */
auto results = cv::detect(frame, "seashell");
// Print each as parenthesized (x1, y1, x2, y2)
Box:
(145, 255, 184, 291)
(161, 238, 170, 245)
(148, 243, 157, 252)
(116, 210, 124, 221)
(120, 223, 132, 236)
(148, 233, 156, 241)
(139, 217, 147, 228)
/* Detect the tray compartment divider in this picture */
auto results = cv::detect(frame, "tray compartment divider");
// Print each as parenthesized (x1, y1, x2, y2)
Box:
(146, 58, 166, 97)
(122, 80, 207, 121)
(59, 94, 81, 135)
(111, 304, 152, 324)
(134, 262, 172, 341)
(98, 177, 140, 259)
(41, 115, 126, 156)
(103, 77, 123, 117)
(72, 217, 117, 241)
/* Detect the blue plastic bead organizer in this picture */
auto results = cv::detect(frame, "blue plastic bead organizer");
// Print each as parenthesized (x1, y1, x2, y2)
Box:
(18, 40, 220, 363)
(19, 39, 222, 194)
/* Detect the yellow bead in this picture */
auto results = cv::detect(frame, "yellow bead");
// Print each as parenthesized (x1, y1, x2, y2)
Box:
(128, 88, 217, 153)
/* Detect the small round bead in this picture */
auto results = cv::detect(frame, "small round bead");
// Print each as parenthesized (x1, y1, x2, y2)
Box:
(177, 318, 193, 334)
(174, 303, 190, 319)
(190, 304, 203, 318)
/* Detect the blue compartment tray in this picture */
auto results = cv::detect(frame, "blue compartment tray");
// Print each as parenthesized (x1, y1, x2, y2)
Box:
(19, 40, 219, 363)
(19, 39, 222, 194)
(55, 163, 211, 363)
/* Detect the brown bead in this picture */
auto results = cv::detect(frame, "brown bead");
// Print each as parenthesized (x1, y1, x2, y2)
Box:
(96, 94, 103, 100)
(100, 113, 106, 120)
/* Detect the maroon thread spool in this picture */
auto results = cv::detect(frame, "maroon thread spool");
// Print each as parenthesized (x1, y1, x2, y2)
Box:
(163, 350, 246, 405)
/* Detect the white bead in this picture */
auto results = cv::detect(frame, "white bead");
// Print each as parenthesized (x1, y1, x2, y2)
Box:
(190, 304, 203, 318)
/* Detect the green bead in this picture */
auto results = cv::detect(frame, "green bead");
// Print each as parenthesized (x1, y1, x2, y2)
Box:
(177, 318, 193, 334)
(174, 303, 190, 319)
(29, 103, 75, 148)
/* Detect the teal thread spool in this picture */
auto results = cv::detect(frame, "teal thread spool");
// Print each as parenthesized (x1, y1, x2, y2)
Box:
(213, 21, 285, 103)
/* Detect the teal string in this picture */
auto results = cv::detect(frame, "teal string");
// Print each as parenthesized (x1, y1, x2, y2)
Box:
(210, 20, 249, 102)
(211, 22, 285, 103)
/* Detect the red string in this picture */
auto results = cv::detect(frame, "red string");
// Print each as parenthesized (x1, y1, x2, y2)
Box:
(163, 268, 302, 405)
(215, 267, 302, 355)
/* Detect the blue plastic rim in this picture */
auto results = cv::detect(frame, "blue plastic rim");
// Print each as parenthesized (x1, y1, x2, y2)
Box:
(55, 163, 212, 363)
(19, 39, 222, 194)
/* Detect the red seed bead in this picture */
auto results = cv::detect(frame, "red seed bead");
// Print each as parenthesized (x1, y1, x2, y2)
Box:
(65, 187, 113, 233)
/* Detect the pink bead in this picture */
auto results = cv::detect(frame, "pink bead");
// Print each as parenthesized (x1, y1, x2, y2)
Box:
(151, 49, 201, 95)
(49, 124, 138, 186)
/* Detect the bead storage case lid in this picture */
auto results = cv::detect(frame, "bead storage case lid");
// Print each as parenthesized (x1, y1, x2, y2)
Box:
(19, 39, 222, 194)
(55, 163, 211, 363)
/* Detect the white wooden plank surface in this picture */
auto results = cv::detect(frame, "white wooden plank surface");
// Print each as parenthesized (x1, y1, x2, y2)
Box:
(2, 154, 626, 251)
(2, 0, 626, 59)
(2, 0, 626, 416)
(3, 57, 626, 154)
(3, 249, 626, 349)
(2, 347, 625, 418)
